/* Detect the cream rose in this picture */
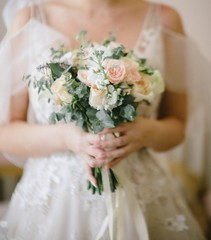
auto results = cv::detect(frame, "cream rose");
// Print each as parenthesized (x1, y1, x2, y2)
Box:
(51, 75, 73, 105)
(131, 76, 154, 102)
(89, 86, 106, 110)
(150, 70, 165, 94)
(105, 59, 126, 84)
(77, 69, 93, 87)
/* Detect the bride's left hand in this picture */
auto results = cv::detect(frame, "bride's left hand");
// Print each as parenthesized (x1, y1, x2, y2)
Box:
(99, 117, 154, 169)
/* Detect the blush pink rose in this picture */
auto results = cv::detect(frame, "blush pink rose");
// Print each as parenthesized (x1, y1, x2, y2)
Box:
(126, 68, 141, 83)
(122, 57, 141, 84)
(105, 59, 126, 84)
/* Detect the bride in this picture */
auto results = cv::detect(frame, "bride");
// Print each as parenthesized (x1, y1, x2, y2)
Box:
(0, 0, 208, 239)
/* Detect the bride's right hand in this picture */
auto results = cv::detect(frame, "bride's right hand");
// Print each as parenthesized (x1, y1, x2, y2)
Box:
(63, 123, 106, 163)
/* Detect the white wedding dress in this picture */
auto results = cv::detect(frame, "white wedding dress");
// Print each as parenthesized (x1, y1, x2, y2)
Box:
(0, 2, 209, 240)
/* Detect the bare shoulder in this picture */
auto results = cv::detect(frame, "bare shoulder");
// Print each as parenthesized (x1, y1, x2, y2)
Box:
(8, 7, 31, 35)
(159, 4, 185, 35)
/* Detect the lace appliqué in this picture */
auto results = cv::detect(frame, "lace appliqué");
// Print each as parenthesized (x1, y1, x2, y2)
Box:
(15, 153, 102, 209)
(128, 150, 170, 207)
(127, 150, 190, 233)
(165, 214, 189, 232)
(137, 27, 157, 53)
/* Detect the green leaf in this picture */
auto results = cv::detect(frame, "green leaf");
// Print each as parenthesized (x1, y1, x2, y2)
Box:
(49, 63, 64, 78)
(50, 45, 67, 60)
(76, 30, 88, 47)
(55, 113, 65, 121)
(96, 110, 115, 129)
(120, 104, 136, 121)
(49, 112, 57, 124)
(86, 108, 98, 119)
(49, 112, 65, 124)
(91, 119, 104, 133)
(111, 45, 126, 59)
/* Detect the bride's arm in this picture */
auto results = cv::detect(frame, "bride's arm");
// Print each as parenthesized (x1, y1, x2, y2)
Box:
(0, 90, 104, 160)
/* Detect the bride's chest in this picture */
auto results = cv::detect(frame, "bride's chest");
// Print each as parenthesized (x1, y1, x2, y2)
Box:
(44, 4, 149, 50)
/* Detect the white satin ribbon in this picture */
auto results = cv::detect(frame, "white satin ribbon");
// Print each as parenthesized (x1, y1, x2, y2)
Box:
(95, 161, 149, 240)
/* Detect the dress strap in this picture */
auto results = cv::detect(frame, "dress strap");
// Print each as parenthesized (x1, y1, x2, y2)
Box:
(142, 3, 160, 32)
(134, 3, 162, 56)
(30, 0, 46, 24)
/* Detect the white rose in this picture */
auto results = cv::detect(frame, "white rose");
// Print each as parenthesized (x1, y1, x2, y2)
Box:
(89, 86, 106, 110)
(104, 90, 118, 110)
(87, 71, 106, 89)
(77, 69, 93, 87)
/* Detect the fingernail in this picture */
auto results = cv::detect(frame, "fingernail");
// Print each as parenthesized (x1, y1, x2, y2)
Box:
(91, 181, 97, 187)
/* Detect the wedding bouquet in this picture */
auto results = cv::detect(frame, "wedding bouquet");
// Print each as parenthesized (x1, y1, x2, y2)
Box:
(27, 31, 165, 195)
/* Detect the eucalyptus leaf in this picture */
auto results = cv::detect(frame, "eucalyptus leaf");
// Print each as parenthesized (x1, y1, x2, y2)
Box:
(49, 63, 64, 78)
(120, 104, 136, 121)
(96, 110, 115, 129)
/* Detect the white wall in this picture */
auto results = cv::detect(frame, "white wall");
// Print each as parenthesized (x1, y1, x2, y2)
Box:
(152, 0, 211, 63)
(0, 0, 211, 61)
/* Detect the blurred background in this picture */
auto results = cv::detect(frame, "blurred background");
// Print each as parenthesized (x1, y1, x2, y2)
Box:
(0, 0, 210, 229)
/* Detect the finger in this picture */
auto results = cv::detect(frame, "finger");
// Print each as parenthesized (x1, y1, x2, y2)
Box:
(99, 124, 128, 135)
(105, 157, 124, 169)
(83, 155, 96, 168)
(100, 136, 129, 149)
(87, 133, 101, 146)
(85, 164, 97, 187)
(86, 146, 107, 161)
(84, 154, 105, 168)
(106, 145, 130, 159)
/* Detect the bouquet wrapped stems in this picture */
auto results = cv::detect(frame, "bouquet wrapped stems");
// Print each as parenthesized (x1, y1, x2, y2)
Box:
(87, 133, 120, 195)
(87, 167, 119, 195)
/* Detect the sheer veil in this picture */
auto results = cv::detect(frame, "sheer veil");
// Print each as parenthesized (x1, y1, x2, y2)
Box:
(3, 0, 42, 29)
(0, 0, 211, 190)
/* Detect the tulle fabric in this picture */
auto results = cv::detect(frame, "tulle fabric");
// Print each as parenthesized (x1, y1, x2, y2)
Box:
(3, 0, 43, 29)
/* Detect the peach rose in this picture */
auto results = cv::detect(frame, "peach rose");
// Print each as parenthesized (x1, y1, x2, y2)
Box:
(122, 58, 141, 84)
(131, 76, 154, 102)
(126, 68, 141, 83)
(51, 76, 73, 105)
(105, 59, 126, 84)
